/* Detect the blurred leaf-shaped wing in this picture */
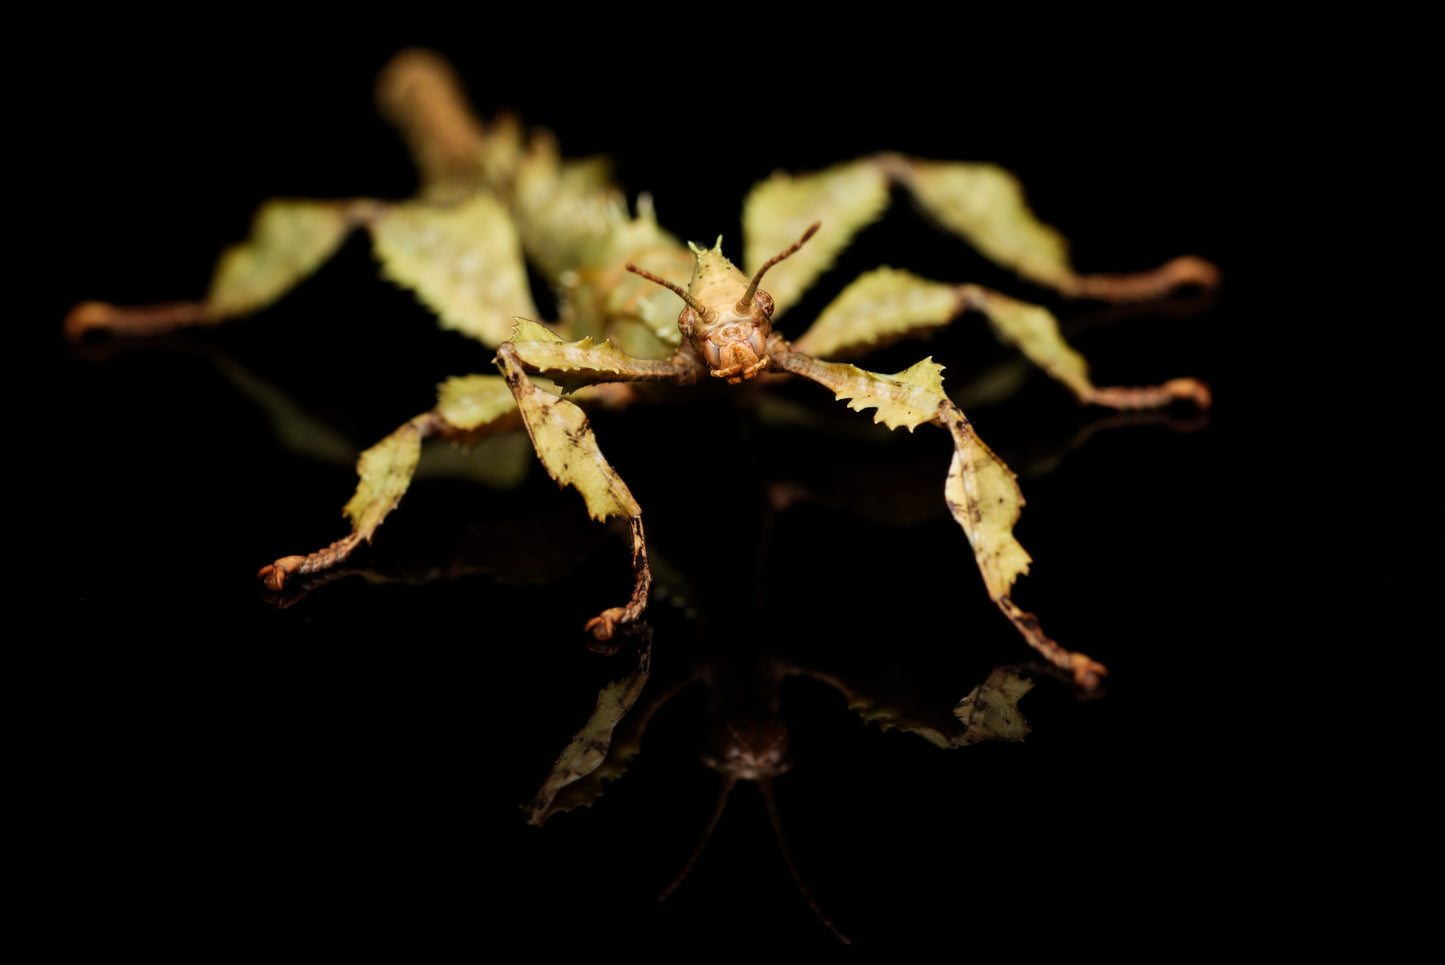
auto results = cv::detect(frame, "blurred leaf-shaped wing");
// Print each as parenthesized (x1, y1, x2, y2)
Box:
(743, 160, 890, 317)
(371, 193, 536, 345)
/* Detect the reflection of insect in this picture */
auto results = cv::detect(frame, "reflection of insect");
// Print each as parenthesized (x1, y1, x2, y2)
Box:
(66, 49, 1216, 689)
(524, 630, 1039, 944)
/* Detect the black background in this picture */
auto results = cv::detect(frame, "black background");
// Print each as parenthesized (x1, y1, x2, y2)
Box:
(18, 19, 1406, 956)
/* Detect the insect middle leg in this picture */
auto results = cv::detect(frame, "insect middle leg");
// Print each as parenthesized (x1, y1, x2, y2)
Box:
(788, 269, 1210, 410)
(258, 374, 523, 590)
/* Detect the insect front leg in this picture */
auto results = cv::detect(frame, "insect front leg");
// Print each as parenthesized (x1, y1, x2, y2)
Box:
(494, 319, 702, 639)
(494, 343, 651, 640)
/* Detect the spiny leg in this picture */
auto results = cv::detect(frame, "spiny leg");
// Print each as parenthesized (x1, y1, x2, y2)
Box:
(880, 155, 1218, 301)
(740, 155, 1217, 327)
(770, 341, 1105, 689)
(258, 373, 522, 590)
(494, 335, 689, 640)
(66, 199, 370, 340)
(789, 267, 1209, 411)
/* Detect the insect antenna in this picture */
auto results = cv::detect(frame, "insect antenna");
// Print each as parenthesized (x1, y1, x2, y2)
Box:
(758, 775, 851, 944)
(659, 775, 737, 901)
(659, 770, 850, 944)
(625, 263, 709, 317)
(735, 221, 821, 314)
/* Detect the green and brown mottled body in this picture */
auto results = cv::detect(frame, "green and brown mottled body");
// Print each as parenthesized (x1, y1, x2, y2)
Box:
(67, 49, 1217, 689)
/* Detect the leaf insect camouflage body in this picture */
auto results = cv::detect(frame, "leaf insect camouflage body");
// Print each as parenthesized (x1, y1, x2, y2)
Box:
(66, 49, 1218, 691)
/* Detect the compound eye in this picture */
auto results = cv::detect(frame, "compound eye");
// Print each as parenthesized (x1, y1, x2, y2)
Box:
(678, 306, 699, 337)
(754, 290, 774, 317)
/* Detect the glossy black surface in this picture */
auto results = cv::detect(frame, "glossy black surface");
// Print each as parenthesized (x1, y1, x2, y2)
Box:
(22, 26, 1383, 954)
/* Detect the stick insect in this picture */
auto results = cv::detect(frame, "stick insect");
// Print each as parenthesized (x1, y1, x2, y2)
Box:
(66, 49, 1217, 690)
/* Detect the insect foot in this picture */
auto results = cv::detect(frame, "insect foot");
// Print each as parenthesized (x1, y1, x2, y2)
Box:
(257, 533, 365, 591)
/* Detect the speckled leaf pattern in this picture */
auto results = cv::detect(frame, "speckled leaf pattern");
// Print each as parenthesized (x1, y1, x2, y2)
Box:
(962, 286, 1093, 401)
(901, 161, 1073, 290)
(509, 335, 642, 394)
(206, 200, 355, 318)
(343, 418, 424, 537)
(496, 348, 639, 522)
(953, 668, 1034, 745)
(742, 160, 889, 316)
(792, 267, 960, 359)
(371, 192, 536, 345)
(774, 352, 950, 431)
(524, 641, 653, 825)
(434, 375, 517, 430)
(942, 413, 1033, 602)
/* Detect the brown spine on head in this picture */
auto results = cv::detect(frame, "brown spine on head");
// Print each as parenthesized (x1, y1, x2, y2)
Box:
(625, 263, 709, 318)
(736, 221, 820, 314)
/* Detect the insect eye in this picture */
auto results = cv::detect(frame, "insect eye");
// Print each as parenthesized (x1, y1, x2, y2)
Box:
(678, 306, 699, 336)
(755, 290, 774, 317)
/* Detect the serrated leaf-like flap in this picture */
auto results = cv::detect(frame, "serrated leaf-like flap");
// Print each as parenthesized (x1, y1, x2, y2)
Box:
(774, 351, 949, 431)
(435, 374, 517, 430)
(743, 160, 889, 316)
(371, 193, 536, 345)
(206, 200, 355, 318)
(903, 161, 1073, 290)
(497, 346, 639, 522)
(954, 667, 1034, 745)
(963, 287, 1092, 400)
(343, 419, 424, 536)
(794, 267, 960, 359)
(524, 641, 653, 825)
(942, 411, 1032, 601)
